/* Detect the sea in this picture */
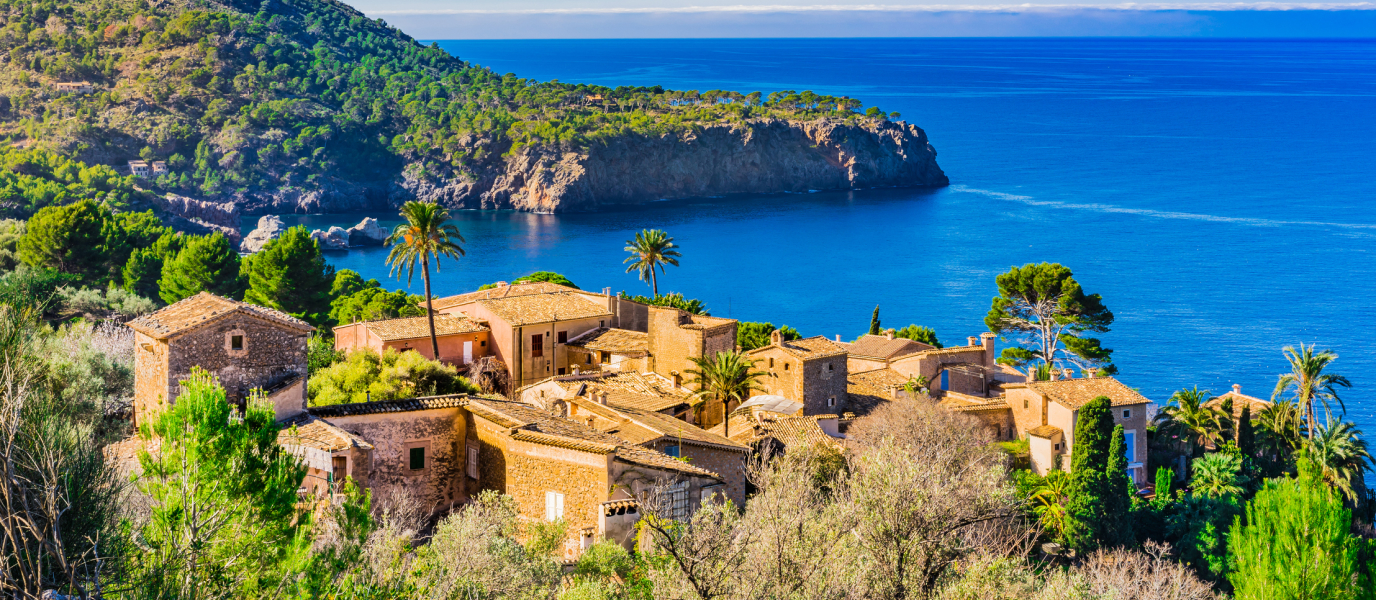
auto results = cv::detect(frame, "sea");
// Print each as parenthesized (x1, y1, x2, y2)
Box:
(255, 38, 1376, 437)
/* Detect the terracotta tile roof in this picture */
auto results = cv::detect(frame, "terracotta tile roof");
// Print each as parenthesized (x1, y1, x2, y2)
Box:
(428, 282, 581, 311)
(278, 414, 374, 452)
(128, 292, 313, 338)
(681, 314, 736, 331)
(307, 395, 469, 418)
(941, 396, 1010, 413)
(584, 400, 746, 452)
(749, 335, 848, 360)
(565, 327, 649, 356)
(1018, 377, 1150, 409)
(844, 335, 933, 360)
(849, 368, 911, 392)
(1205, 389, 1273, 420)
(475, 293, 612, 326)
(466, 396, 720, 479)
(522, 371, 691, 413)
(347, 314, 487, 341)
(1028, 424, 1063, 438)
(756, 414, 844, 450)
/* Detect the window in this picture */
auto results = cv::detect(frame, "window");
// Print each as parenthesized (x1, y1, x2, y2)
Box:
(225, 329, 248, 357)
(332, 456, 347, 482)
(230, 335, 244, 351)
(664, 445, 681, 457)
(557, 367, 566, 375)
(827, 363, 834, 371)
(665, 481, 690, 521)
(768, 358, 774, 368)
(827, 397, 836, 408)
(599, 320, 605, 327)
(783, 362, 789, 371)
(409, 447, 426, 470)
(940, 371, 949, 390)
(1122, 409, 1132, 419)
(1024, 398, 1029, 409)
(481, 340, 486, 347)
(600, 351, 611, 363)
(586, 355, 593, 364)
(466, 443, 479, 479)
(531, 334, 544, 358)
(557, 331, 568, 344)
(545, 491, 565, 521)
(1123, 431, 1136, 463)
(1054, 443, 1061, 451)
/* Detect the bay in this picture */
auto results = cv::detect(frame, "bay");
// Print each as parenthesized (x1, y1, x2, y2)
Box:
(259, 38, 1376, 439)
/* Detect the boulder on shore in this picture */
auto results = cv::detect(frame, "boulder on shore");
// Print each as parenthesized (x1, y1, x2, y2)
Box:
(310, 226, 350, 250)
(347, 217, 388, 246)
(240, 215, 285, 253)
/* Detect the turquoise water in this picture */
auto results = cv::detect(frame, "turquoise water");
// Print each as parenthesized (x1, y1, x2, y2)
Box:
(265, 39, 1376, 435)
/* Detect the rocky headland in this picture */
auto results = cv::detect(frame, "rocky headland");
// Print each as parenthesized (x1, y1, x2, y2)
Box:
(237, 118, 948, 215)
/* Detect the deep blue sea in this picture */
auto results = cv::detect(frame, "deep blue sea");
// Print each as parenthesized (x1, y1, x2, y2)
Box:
(262, 39, 1376, 437)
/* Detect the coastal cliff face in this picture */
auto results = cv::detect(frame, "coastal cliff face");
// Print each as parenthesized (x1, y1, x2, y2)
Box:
(240, 118, 947, 214)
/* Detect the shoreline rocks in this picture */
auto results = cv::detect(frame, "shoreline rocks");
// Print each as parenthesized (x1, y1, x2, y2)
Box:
(240, 215, 285, 253)
(310, 226, 351, 250)
(347, 217, 388, 246)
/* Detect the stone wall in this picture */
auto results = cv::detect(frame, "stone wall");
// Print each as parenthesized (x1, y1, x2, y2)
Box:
(800, 355, 849, 415)
(133, 332, 170, 427)
(648, 439, 747, 505)
(325, 408, 470, 511)
(1006, 387, 1047, 438)
(160, 313, 308, 414)
(960, 407, 1016, 442)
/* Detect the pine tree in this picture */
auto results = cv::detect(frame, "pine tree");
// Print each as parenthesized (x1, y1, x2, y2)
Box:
(868, 305, 881, 336)
(1228, 456, 1365, 599)
(1063, 395, 1115, 553)
(1103, 424, 1136, 547)
(123, 232, 186, 300)
(241, 226, 334, 326)
(18, 199, 120, 283)
(159, 233, 244, 303)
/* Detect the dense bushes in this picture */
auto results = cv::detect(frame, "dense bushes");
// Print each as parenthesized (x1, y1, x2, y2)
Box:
(307, 347, 480, 406)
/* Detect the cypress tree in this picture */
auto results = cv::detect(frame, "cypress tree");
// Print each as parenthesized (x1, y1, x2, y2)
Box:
(1155, 465, 1174, 500)
(1219, 397, 1236, 443)
(1063, 395, 1115, 553)
(1103, 424, 1136, 547)
(241, 226, 334, 326)
(868, 305, 881, 335)
(1238, 405, 1256, 458)
(159, 233, 244, 303)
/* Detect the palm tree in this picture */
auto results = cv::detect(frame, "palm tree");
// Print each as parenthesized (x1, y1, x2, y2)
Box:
(1155, 386, 1226, 459)
(1256, 399, 1305, 453)
(385, 201, 465, 360)
(623, 229, 681, 296)
(1189, 453, 1247, 499)
(1031, 470, 1072, 542)
(1273, 343, 1351, 440)
(683, 350, 766, 437)
(1304, 419, 1372, 503)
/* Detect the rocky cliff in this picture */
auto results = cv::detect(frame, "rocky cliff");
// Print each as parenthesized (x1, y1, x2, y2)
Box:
(241, 118, 947, 215)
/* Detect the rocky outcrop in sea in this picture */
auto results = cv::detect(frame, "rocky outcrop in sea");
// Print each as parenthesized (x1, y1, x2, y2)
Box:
(240, 215, 285, 253)
(233, 118, 947, 214)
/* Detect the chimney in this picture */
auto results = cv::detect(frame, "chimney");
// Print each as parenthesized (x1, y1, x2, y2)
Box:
(1049, 369, 1059, 381)
(602, 286, 611, 296)
(967, 336, 978, 347)
(980, 332, 996, 367)
(884, 330, 894, 340)
(496, 281, 508, 287)
(599, 391, 609, 405)
(770, 330, 783, 346)
(1232, 383, 1241, 395)
(835, 334, 842, 342)
(671, 370, 682, 387)
(1086, 369, 1096, 379)
(571, 364, 580, 375)
(1062, 368, 1073, 380)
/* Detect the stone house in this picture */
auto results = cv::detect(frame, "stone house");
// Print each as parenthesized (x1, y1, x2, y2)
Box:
(127, 292, 313, 427)
(846, 367, 920, 416)
(843, 332, 1021, 398)
(429, 282, 737, 394)
(518, 370, 694, 420)
(723, 409, 845, 454)
(465, 395, 726, 555)
(563, 327, 649, 372)
(745, 332, 850, 418)
(53, 81, 93, 94)
(127, 160, 152, 178)
(333, 314, 490, 366)
(1005, 377, 1151, 484)
(555, 389, 750, 505)
(842, 333, 935, 372)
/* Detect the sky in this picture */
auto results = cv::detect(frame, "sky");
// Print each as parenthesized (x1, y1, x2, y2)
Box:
(350, 1, 1376, 38)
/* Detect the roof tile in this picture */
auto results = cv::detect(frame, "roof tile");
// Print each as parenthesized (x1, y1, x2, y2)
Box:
(128, 292, 312, 338)
(345, 314, 487, 341)
(1021, 377, 1150, 409)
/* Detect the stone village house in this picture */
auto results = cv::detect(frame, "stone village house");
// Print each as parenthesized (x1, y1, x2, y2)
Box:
(121, 292, 733, 556)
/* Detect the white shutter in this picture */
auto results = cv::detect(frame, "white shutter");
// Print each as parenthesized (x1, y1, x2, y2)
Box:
(545, 491, 564, 521)
(556, 492, 565, 519)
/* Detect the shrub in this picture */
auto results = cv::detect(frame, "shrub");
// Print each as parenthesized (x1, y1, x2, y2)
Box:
(308, 348, 480, 406)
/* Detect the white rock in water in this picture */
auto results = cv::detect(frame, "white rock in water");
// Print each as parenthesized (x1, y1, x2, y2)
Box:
(348, 217, 388, 246)
(239, 215, 285, 253)
(310, 226, 350, 250)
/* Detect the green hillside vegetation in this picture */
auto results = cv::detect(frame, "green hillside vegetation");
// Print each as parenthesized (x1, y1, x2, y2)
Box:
(0, 0, 896, 211)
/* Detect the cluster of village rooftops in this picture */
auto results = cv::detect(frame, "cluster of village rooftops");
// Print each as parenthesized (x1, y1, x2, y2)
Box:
(117, 280, 1272, 558)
